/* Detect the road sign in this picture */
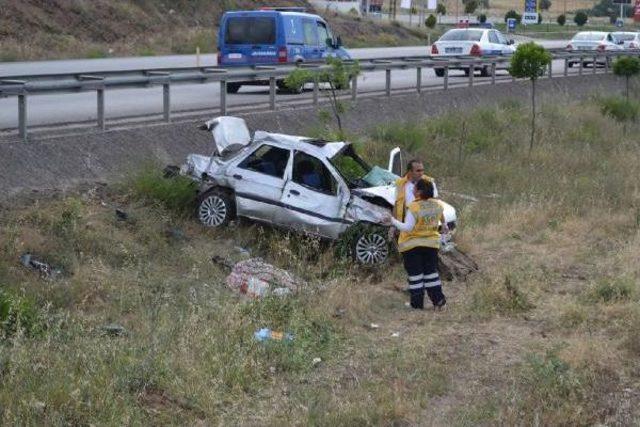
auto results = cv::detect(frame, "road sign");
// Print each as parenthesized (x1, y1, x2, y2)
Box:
(507, 18, 517, 30)
(522, 12, 539, 24)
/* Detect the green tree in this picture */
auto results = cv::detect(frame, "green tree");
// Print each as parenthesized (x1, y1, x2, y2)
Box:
(557, 14, 566, 25)
(508, 42, 552, 151)
(612, 56, 640, 101)
(539, 0, 552, 10)
(505, 10, 522, 23)
(284, 57, 360, 136)
(464, 0, 479, 14)
(574, 11, 588, 26)
(478, 13, 487, 23)
(425, 14, 437, 28)
(436, 3, 447, 15)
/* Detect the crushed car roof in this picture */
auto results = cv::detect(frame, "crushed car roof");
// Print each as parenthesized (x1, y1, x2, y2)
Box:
(253, 131, 347, 159)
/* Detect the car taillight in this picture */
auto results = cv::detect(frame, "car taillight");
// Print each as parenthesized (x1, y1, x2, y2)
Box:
(431, 44, 439, 55)
(566, 43, 573, 51)
(217, 52, 222, 64)
(597, 44, 606, 52)
(470, 44, 482, 56)
(278, 47, 287, 63)
(630, 42, 637, 49)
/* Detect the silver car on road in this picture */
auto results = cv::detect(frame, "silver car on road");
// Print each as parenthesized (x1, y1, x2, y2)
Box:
(179, 116, 457, 265)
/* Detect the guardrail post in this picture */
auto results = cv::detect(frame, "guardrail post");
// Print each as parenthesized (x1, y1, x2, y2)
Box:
(579, 56, 583, 76)
(351, 74, 358, 101)
(163, 83, 171, 122)
(313, 74, 319, 105)
(18, 94, 27, 142)
(220, 80, 227, 115)
(444, 66, 449, 90)
(416, 67, 422, 93)
(385, 69, 391, 97)
(269, 77, 276, 110)
(592, 56, 597, 75)
(564, 58, 569, 76)
(97, 88, 105, 130)
(468, 64, 474, 87)
(604, 56, 609, 74)
(548, 61, 553, 79)
(491, 62, 496, 85)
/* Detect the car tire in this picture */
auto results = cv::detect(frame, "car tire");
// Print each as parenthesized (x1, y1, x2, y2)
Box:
(277, 79, 303, 94)
(568, 62, 574, 68)
(352, 226, 391, 265)
(226, 83, 241, 94)
(463, 69, 471, 77)
(480, 66, 490, 77)
(196, 188, 236, 228)
(434, 68, 445, 77)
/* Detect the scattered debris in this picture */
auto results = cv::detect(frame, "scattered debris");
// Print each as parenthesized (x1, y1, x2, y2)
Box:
(165, 227, 186, 241)
(213, 256, 304, 298)
(369, 323, 380, 330)
(312, 357, 322, 366)
(233, 246, 251, 258)
(30, 400, 46, 414)
(19, 253, 62, 279)
(163, 165, 180, 178)
(254, 328, 294, 342)
(101, 323, 127, 337)
(391, 332, 400, 338)
(333, 308, 347, 318)
(269, 366, 277, 374)
(438, 246, 479, 282)
(115, 209, 129, 221)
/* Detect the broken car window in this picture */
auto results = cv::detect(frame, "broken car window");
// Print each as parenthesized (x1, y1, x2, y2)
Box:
(330, 145, 371, 188)
(238, 145, 290, 178)
(292, 152, 337, 194)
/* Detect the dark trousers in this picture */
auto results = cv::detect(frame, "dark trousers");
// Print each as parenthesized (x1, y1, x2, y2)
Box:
(402, 246, 446, 309)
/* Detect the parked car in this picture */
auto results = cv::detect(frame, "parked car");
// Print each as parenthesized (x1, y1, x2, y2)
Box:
(611, 31, 640, 50)
(178, 116, 457, 265)
(217, 8, 351, 93)
(566, 31, 624, 67)
(431, 28, 515, 77)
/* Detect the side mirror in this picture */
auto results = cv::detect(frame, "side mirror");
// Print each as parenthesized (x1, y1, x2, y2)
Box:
(508, 39, 515, 45)
(336, 35, 343, 48)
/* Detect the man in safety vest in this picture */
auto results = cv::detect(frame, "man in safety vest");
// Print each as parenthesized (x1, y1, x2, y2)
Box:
(392, 159, 438, 224)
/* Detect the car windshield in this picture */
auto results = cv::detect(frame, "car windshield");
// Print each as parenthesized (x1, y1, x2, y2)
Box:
(612, 33, 636, 41)
(572, 33, 606, 41)
(330, 145, 372, 188)
(439, 30, 484, 42)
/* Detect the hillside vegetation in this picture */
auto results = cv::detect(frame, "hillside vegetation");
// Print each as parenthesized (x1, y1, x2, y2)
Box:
(0, 0, 427, 61)
(0, 93, 639, 424)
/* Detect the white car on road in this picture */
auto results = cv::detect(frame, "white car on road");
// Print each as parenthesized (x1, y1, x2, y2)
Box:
(566, 31, 624, 67)
(177, 116, 457, 265)
(612, 32, 640, 50)
(431, 28, 516, 77)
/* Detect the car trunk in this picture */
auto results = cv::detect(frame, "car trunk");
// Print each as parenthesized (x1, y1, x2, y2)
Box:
(434, 40, 478, 56)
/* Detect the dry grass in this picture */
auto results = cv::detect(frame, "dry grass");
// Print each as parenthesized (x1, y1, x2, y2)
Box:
(1, 96, 639, 424)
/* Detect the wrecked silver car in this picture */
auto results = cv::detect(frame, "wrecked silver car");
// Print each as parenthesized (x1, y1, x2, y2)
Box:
(179, 116, 457, 265)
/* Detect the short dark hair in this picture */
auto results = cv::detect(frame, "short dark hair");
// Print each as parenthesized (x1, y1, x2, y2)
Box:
(415, 178, 434, 199)
(406, 159, 423, 173)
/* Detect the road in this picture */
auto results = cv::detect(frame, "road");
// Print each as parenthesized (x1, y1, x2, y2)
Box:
(0, 41, 570, 130)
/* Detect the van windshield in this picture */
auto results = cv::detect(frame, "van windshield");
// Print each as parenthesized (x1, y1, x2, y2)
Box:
(225, 17, 276, 45)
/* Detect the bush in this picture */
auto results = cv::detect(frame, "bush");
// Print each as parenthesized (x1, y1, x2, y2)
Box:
(588, 277, 635, 303)
(436, 3, 446, 14)
(129, 166, 198, 215)
(540, 0, 552, 10)
(505, 10, 522, 23)
(478, 13, 487, 23)
(0, 289, 40, 338)
(574, 11, 588, 26)
(599, 96, 640, 123)
(464, 0, 479, 14)
(425, 14, 437, 29)
(557, 14, 566, 25)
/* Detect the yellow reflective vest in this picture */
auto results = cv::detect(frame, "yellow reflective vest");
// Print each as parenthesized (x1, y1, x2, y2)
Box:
(393, 174, 436, 221)
(397, 198, 445, 252)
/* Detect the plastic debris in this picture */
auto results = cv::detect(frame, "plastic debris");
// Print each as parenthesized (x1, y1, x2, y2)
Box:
(369, 323, 380, 329)
(224, 257, 303, 298)
(312, 357, 322, 366)
(254, 328, 294, 342)
(19, 253, 62, 279)
(233, 246, 251, 258)
(391, 332, 400, 338)
(115, 209, 129, 221)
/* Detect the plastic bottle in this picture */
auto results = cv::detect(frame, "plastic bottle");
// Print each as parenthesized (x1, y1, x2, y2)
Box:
(254, 328, 294, 342)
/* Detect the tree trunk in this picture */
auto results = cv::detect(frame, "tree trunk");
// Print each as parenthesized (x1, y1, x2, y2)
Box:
(530, 78, 536, 152)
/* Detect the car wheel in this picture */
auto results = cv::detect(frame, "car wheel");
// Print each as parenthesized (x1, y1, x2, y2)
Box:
(196, 188, 236, 228)
(463, 69, 471, 77)
(568, 62, 574, 68)
(226, 83, 241, 94)
(434, 68, 445, 77)
(352, 228, 390, 265)
(480, 66, 490, 77)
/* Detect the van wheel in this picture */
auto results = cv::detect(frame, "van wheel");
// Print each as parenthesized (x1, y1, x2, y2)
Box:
(226, 83, 241, 94)
(277, 79, 303, 94)
(196, 188, 236, 228)
(352, 227, 390, 265)
(434, 68, 445, 77)
(480, 66, 490, 77)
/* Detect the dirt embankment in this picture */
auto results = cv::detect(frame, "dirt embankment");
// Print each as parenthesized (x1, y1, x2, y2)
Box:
(0, 0, 427, 62)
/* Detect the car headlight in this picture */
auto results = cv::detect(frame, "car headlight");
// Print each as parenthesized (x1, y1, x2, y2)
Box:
(180, 159, 195, 176)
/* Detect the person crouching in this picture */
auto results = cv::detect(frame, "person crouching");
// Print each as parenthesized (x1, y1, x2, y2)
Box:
(384, 179, 448, 310)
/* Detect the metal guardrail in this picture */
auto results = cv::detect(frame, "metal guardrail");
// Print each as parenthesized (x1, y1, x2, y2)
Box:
(1, 49, 639, 142)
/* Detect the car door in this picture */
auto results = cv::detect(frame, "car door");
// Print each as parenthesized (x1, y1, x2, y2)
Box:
(302, 18, 321, 61)
(226, 143, 291, 222)
(316, 20, 331, 58)
(275, 150, 348, 239)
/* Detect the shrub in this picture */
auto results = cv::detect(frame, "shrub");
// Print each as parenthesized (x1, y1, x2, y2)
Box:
(436, 3, 446, 15)
(557, 14, 566, 25)
(505, 10, 522, 23)
(612, 56, 640, 100)
(425, 14, 437, 29)
(129, 166, 198, 215)
(588, 277, 635, 303)
(540, 0, 552, 10)
(574, 11, 588, 26)
(599, 96, 639, 123)
(478, 13, 487, 23)
(464, 0, 479, 14)
(0, 289, 40, 338)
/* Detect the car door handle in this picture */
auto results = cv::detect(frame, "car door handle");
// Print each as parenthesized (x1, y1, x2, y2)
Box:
(289, 189, 300, 196)
(233, 174, 243, 180)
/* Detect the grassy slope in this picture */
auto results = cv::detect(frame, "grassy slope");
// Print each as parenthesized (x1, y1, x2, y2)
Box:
(0, 0, 427, 62)
(1, 91, 640, 424)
